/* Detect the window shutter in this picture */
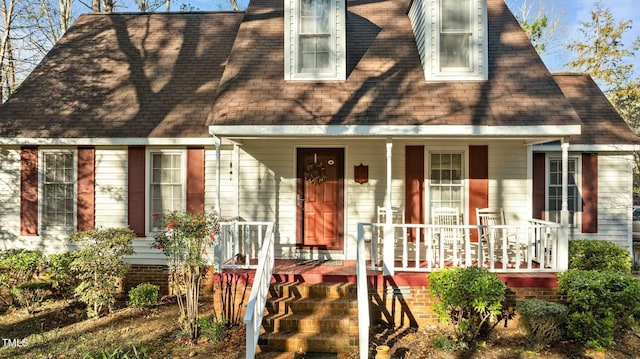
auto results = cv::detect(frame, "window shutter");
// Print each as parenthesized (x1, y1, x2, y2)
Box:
(128, 147, 146, 237)
(532, 153, 546, 220)
(20, 147, 38, 236)
(582, 153, 598, 233)
(77, 147, 95, 231)
(186, 147, 205, 215)
(405, 146, 424, 241)
(468, 145, 488, 242)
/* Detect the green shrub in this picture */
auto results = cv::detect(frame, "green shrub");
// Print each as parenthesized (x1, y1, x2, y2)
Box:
(516, 299, 567, 350)
(429, 267, 506, 344)
(569, 239, 631, 273)
(11, 281, 53, 313)
(198, 315, 227, 342)
(558, 269, 640, 349)
(46, 251, 79, 298)
(0, 249, 46, 306)
(127, 283, 159, 308)
(71, 228, 135, 318)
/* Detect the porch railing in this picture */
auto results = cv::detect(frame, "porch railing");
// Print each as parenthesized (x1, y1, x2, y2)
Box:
(233, 222, 275, 359)
(216, 221, 274, 270)
(359, 219, 561, 273)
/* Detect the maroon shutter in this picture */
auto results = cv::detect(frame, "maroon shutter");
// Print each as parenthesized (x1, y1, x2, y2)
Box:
(405, 146, 424, 241)
(468, 145, 489, 242)
(532, 153, 546, 220)
(582, 153, 598, 233)
(20, 147, 39, 236)
(128, 147, 146, 237)
(186, 148, 205, 215)
(77, 147, 95, 231)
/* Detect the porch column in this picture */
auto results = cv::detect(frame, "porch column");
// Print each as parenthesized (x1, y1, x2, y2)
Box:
(558, 141, 570, 270)
(213, 136, 222, 216)
(383, 138, 395, 276)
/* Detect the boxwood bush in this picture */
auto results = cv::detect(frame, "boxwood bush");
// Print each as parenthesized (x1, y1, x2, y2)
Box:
(558, 269, 640, 349)
(128, 282, 159, 308)
(429, 266, 506, 345)
(568, 239, 631, 273)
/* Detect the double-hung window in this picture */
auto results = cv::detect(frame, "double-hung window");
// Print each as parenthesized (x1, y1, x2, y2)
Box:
(284, 0, 346, 80)
(429, 152, 465, 216)
(149, 150, 185, 231)
(440, 0, 472, 71)
(410, 0, 487, 81)
(41, 150, 76, 231)
(299, 0, 331, 73)
(547, 157, 580, 226)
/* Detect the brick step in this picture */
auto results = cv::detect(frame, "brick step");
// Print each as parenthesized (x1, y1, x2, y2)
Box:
(270, 282, 357, 300)
(263, 312, 357, 335)
(258, 332, 357, 353)
(267, 297, 357, 316)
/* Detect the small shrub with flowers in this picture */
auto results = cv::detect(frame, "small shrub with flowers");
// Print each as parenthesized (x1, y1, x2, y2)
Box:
(151, 209, 221, 342)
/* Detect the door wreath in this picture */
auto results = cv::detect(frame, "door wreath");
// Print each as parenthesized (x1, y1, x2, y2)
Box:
(304, 162, 327, 185)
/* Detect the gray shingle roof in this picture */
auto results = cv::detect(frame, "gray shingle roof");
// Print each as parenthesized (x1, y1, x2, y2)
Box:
(553, 73, 640, 145)
(0, 12, 243, 138)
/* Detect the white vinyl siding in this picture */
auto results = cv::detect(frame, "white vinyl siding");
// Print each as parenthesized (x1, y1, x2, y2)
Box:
(94, 148, 128, 228)
(0, 148, 20, 244)
(409, 0, 487, 81)
(573, 153, 634, 248)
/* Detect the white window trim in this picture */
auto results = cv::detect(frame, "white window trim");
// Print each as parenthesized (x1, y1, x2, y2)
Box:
(425, 147, 468, 223)
(545, 154, 582, 228)
(146, 149, 187, 235)
(38, 148, 77, 234)
(284, 0, 346, 81)
(424, 0, 488, 81)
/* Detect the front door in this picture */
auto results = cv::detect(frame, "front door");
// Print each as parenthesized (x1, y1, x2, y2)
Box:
(296, 148, 344, 250)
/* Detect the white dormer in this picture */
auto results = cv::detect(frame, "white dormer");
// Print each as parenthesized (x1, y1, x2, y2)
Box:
(284, 0, 346, 81)
(409, 0, 488, 81)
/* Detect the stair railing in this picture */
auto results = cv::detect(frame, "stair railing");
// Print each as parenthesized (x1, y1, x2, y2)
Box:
(356, 223, 370, 359)
(243, 222, 275, 359)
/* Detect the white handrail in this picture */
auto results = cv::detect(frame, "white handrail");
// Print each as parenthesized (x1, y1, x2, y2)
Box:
(356, 223, 370, 359)
(242, 223, 275, 359)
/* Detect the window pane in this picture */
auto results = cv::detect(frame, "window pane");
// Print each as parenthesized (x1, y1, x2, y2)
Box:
(42, 152, 74, 230)
(547, 158, 579, 224)
(429, 152, 464, 218)
(442, 0, 470, 31)
(440, 34, 470, 68)
(300, 0, 329, 34)
(150, 152, 183, 230)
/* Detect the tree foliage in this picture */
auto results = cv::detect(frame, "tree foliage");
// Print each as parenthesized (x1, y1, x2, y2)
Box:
(509, 0, 564, 57)
(566, 1, 639, 93)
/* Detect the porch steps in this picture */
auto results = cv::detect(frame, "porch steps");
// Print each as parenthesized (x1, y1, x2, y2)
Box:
(256, 282, 359, 357)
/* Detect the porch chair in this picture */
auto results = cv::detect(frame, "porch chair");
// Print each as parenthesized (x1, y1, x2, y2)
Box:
(431, 207, 463, 266)
(475, 208, 524, 268)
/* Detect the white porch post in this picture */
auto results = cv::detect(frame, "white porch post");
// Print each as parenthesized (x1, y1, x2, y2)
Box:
(214, 136, 222, 217)
(383, 138, 395, 276)
(558, 141, 570, 270)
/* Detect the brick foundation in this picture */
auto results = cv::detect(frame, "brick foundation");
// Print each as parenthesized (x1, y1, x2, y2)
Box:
(124, 265, 170, 295)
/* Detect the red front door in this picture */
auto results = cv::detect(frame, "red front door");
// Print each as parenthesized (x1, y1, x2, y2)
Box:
(296, 148, 344, 250)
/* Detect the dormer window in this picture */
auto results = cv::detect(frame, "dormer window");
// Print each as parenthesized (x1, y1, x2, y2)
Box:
(440, 0, 472, 71)
(409, 0, 488, 81)
(285, 0, 346, 81)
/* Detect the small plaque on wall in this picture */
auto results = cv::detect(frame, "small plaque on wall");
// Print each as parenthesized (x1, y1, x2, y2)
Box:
(354, 163, 368, 184)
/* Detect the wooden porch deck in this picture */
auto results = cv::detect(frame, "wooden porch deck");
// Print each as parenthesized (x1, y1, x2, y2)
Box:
(245, 259, 559, 288)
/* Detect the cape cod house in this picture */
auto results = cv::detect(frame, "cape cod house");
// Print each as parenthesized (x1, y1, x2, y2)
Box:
(1, 0, 639, 356)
